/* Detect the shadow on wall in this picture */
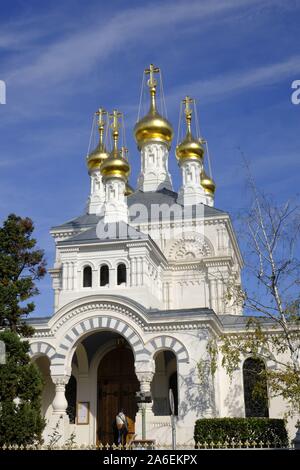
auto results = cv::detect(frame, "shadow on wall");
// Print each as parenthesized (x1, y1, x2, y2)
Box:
(179, 362, 216, 419)
(223, 380, 244, 417)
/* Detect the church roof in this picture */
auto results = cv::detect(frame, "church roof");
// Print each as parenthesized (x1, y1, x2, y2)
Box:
(51, 189, 227, 231)
(57, 221, 148, 245)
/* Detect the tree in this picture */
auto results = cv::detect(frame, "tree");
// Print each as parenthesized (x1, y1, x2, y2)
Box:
(207, 176, 300, 417)
(0, 330, 45, 446)
(0, 214, 46, 336)
(0, 214, 47, 444)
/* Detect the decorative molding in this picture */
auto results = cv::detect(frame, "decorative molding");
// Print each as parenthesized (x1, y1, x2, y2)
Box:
(166, 232, 214, 262)
(145, 335, 189, 363)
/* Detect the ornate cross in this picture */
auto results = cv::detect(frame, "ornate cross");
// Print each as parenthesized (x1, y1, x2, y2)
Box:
(109, 109, 122, 151)
(110, 109, 122, 131)
(145, 64, 160, 88)
(95, 107, 107, 126)
(182, 96, 194, 131)
(95, 108, 107, 144)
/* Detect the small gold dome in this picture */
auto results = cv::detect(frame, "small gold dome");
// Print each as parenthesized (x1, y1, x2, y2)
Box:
(134, 64, 173, 149)
(176, 96, 204, 163)
(125, 182, 134, 196)
(134, 110, 173, 150)
(86, 142, 109, 171)
(200, 169, 216, 196)
(101, 149, 130, 182)
(176, 133, 204, 163)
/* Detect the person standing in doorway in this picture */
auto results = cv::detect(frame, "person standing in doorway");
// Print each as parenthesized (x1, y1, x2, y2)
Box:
(113, 409, 128, 445)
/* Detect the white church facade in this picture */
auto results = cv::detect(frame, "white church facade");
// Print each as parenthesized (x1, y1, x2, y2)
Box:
(27, 65, 293, 446)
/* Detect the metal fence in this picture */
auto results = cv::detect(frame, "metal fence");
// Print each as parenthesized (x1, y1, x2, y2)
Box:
(0, 440, 293, 450)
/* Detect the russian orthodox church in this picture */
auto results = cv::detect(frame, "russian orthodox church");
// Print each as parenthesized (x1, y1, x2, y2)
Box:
(27, 65, 291, 446)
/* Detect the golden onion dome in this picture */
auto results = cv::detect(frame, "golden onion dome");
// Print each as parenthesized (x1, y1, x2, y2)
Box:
(100, 111, 130, 182)
(125, 182, 134, 196)
(176, 96, 204, 163)
(86, 142, 109, 172)
(86, 108, 109, 172)
(134, 109, 173, 150)
(176, 133, 204, 163)
(200, 169, 216, 196)
(101, 151, 130, 181)
(134, 64, 173, 150)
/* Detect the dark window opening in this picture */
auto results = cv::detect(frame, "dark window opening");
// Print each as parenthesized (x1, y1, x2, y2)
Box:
(117, 263, 127, 285)
(169, 372, 178, 416)
(243, 357, 269, 417)
(100, 265, 109, 286)
(83, 266, 92, 287)
(66, 375, 77, 424)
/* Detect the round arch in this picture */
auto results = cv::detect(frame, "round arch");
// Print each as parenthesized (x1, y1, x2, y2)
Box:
(29, 341, 56, 361)
(145, 336, 189, 364)
(55, 315, 150, 374)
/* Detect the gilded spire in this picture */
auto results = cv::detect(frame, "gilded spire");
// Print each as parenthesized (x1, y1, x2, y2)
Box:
(110, 109, 122, 156)
(86, 107, 109, 172)
(145, 63, 160, 114)
(101, 109, 130, 182)
(183, 96, 194, 136)
(96, 107, 107, 147)
(134, 63, 173, 149)
(176, 96, 204, 163)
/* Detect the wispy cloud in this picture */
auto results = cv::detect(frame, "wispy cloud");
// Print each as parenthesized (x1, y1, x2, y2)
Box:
(5, 0, 261, 87)
(166, 54, 300, 106)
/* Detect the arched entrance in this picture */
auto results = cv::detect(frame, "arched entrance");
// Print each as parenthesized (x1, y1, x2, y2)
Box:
(97, 339, 139, 444)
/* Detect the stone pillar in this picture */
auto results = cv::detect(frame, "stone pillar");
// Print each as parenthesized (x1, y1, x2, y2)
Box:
(48, 375, 70, 444)
(209, 277, 217, 312)
(217, 278, 223, 314)
(135, 367, 155, 440)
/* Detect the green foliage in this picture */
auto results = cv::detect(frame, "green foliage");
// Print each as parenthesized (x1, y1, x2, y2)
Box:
(206, 326, 300, 416)
(0, 213, 46, 336)
(0, 331, 45, 445)
(194, 418, 289, 447)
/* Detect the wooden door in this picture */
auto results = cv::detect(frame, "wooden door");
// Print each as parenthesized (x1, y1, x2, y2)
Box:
(97, 347, 139, 444)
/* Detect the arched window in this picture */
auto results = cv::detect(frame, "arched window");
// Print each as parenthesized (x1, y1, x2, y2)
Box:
(100, 264, 109, 286)
(65, 375, 77, 424)
(117, 263, 127, 285)
(243, 357, 269, 417)
(152, 350, 178, 416)
(83, 266, 92, 287)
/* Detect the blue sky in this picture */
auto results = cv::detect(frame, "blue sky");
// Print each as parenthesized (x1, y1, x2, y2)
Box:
(0, 0, 299, 316)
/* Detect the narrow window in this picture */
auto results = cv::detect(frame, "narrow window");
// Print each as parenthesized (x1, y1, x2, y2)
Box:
(243, 357, 269, 417)
(117, 263, 127, 285)
(100, 265, 109, 286)
(83, 266, 92, 287)
(66, 375, 77, 424)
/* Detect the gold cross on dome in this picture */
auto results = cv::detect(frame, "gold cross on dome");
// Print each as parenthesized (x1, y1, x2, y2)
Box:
(95, 107, 107, 126)
(182, 96, 194, 117)
(145, 64, 160, 88)
(109, 109, 122, 131)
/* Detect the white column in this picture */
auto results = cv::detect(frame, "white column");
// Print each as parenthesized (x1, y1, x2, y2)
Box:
(52, 376, 69, 416)
(209, 277, 217, 312)
(47, 375, 70, 444)
(217, 278, 223, 314)
(103, 178, 128, 224)
(178, 160, 207, 206)
(86, 169, 106, 215)
(135, 369, 155, 440)
(138, 142, 173, 192)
